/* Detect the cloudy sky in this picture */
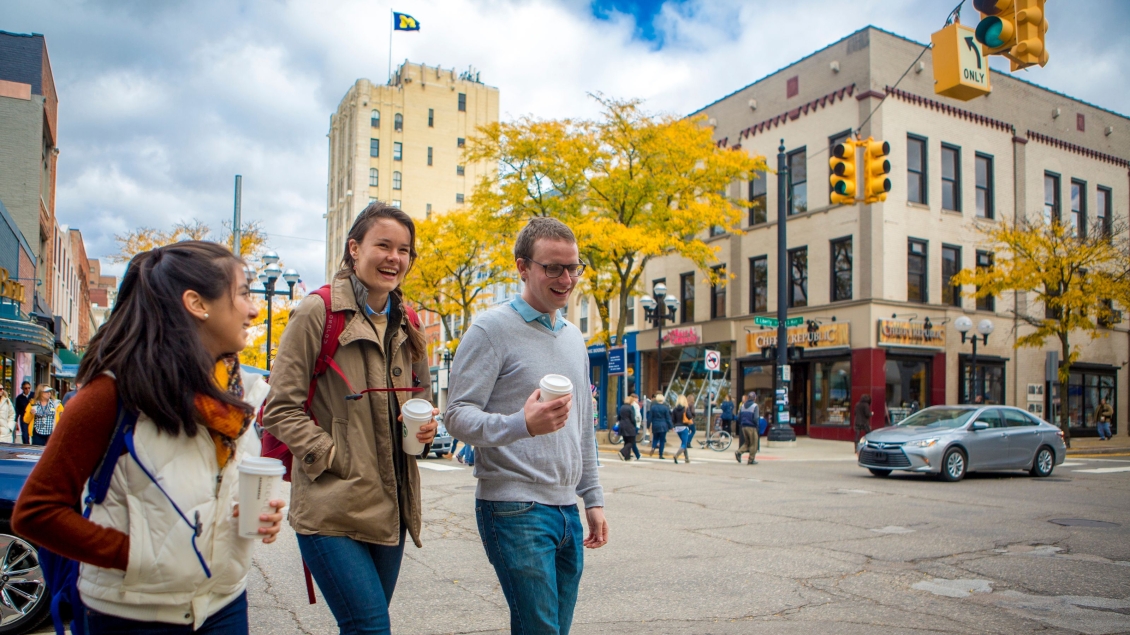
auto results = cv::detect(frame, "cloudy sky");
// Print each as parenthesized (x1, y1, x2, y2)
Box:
(5, 0, 1128, 286)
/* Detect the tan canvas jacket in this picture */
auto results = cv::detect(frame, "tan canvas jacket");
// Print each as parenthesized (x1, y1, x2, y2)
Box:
(263, 275, 431, 547)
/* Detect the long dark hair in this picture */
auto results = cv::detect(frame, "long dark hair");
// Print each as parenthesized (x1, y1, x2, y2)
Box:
(78, 241, 252, 436)
(337, 201, 426, 362)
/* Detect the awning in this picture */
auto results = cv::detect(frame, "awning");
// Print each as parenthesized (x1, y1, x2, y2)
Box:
(55, 347, 82, 378)
(0, 317, 54, 356)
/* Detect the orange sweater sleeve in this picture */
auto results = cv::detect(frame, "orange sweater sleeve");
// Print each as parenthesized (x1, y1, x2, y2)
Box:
(12, 376, 129, 571)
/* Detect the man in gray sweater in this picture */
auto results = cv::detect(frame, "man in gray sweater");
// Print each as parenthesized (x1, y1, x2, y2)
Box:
(446, 218, 607, 635)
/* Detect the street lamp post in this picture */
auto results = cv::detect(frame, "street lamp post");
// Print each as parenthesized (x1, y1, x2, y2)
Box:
(954, 316, 994, 403)
(769, 139, 797, 443)
(247, 251, 300, 371)
(640, 281, 679, 396)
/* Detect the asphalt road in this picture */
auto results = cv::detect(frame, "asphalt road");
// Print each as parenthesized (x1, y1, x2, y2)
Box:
(243, 450, 1130, 634)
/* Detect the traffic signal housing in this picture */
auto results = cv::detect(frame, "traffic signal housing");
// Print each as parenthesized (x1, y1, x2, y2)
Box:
(862, 138, 891, 203)
(828, 139, 857, 206)
(974, 0, 1017, 56)
(1011, 0, 1049, 69)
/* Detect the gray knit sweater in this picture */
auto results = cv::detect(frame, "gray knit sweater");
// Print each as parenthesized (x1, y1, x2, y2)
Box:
(444, 304, 604, 508)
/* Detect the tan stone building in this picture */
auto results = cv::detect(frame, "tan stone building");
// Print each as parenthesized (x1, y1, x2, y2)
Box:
(324, 61, 499, 275)
(574, 27, 1129, 442)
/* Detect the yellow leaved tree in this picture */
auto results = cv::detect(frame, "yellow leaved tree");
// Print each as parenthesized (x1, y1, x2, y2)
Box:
(466, 95, 768, 347)
(953, 217, 1130, 446)
(238, 298, 292, 370)
(112, 219, 268, 263)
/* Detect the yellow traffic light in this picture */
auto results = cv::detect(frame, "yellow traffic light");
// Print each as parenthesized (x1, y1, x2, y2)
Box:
(829, 139, 857, 205)
(862, 138, 891, 203)
(1011, 0, 1049, 69)
(931, 22, 991, 101)
(974, 0, 1017, 56)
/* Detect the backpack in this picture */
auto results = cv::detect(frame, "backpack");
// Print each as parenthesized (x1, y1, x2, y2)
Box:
(40, 403, 211, 635)
(260, 285, 423, 482)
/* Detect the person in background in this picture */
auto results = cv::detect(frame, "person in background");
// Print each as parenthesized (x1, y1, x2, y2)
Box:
(854, 394, 873, 452)
(0, 386, 15, 443)
(617, 395, 638, 461)
(24, 385, 63, 447)
(14, 381, 31, 445)
(62, 381, 81, 407)
(685, 396, 697, 447)
(737, 392, 759, 465)
(627, 394, 642, 460)
(1096, 398, 1114, 441)
(648, 394, 671, 458)
(671, 394, 690, 464)
(720, 395, 736, 438)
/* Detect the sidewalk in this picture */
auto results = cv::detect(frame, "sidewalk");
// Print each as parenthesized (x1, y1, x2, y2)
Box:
(1065, 435, 1130, 456)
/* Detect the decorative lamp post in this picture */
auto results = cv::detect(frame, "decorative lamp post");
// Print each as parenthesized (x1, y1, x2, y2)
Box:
(640, 281, 679, 396)
(954, 316, 994, 403)
(247, 251, 300, 371)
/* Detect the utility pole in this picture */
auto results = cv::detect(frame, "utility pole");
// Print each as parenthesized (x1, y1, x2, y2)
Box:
(769, 140, 796, 444)
(232, 175, 242, 258)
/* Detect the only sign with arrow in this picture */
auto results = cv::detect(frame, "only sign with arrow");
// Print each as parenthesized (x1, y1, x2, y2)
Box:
(931, 22, 992, 101)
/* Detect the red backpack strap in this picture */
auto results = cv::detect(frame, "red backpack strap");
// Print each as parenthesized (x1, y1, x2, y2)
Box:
(305, 286, 354, 424)
(404, 304, 422, 329)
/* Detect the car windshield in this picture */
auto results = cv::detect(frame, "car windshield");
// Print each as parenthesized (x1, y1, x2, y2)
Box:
(894, 408, 976, 430)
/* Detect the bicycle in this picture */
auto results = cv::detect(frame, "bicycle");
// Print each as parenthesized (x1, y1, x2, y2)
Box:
(696, 418, 732, 452)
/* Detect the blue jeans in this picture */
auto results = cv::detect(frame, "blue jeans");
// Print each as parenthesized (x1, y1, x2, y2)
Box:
(296, 531, 406, 635)
(476, 500, 583, 635)
(1097, 422, 1112, 440)
(651, 431, 666, 456)
(677, 428, 692, 450)
(458, 444, 475, 465)
(85, 591, 247, 634)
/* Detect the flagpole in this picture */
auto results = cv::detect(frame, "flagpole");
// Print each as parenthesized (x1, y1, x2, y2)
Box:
(388, 9, 393, 84)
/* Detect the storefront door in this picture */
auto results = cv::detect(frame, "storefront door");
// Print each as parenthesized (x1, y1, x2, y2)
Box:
(789, 363, 809, 436)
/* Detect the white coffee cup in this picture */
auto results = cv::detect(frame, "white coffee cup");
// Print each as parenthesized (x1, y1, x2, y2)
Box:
(237, 457, 285, 539)
(538, 374, 573, 403)
(401, 398, 434, 456)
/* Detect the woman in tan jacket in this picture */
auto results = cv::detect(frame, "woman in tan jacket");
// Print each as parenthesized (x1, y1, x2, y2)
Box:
(263, 202, 437, 635)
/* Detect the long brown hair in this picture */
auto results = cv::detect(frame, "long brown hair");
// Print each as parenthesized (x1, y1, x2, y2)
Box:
(337, 201, 426, 362)
(78, 241, 253, 436)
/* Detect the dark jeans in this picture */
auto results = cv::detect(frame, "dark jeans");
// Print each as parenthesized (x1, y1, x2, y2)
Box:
(19, 421, 28, 445)
(297, 530, 406, 635)
(476, 500, 583, 635)
(651, 431, 666, 456)
(32, 432, 49, 446)
(620, 435, 639, 460)
(85, 591, 247, 634)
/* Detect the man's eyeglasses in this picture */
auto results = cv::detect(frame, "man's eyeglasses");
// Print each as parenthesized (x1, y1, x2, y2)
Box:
(523, 258, 585, 278)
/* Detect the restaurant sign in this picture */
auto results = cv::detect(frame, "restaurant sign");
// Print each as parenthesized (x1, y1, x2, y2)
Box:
(0, 268, 25, 304)
(746, 323, 850, 353)
(661, 325, 701, 347)
(877, 319, 946, 349)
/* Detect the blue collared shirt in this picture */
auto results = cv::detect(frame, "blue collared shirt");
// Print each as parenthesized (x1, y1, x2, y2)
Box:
(510, 297, 566, 333)
(365, 296, 391, 317)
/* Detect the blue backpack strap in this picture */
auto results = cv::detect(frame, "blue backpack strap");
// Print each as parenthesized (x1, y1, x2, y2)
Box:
(83, 403, 138, 517)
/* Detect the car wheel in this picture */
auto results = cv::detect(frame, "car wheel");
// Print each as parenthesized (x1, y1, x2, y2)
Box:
(868, 468, 892, 477)
(0, 534, 50, 635)
(941, 448, 966, 482)
(1029, 446, 1055, 477)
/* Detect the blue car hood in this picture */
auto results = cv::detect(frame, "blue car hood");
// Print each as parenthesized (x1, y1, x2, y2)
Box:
(0, 444, 43, 506)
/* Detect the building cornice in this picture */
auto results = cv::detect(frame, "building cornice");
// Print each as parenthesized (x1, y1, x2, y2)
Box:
(883, 86, 1013, 133)
(717, 83, 857, 148)
(1025, 130, 1130, 169)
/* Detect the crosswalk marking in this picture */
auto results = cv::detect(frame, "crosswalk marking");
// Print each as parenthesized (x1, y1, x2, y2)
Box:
(418, 462, 463, 472)
(1073, 466, 1130, 474)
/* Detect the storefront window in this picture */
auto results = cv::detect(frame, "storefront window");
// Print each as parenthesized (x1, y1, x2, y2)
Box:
(1064, 370, 1116, 432)
(959, 359, 1005, 405)
(812, 360, 851, 426)
(739, 362, 775, 425)
(660, 343, 732, 418)
(886, 358, 929, 424)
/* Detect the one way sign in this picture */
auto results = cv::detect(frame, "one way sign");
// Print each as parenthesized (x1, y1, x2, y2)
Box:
(932, 22, 991, 101)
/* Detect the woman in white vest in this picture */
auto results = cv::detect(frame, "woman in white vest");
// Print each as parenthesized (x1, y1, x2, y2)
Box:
(14, 241, 282, 634)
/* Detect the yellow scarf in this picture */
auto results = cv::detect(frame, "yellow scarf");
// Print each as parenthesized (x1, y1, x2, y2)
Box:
(194, 356, 252, 469)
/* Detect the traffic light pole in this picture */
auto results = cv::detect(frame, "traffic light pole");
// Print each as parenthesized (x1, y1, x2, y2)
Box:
(769, 140, 796, 444)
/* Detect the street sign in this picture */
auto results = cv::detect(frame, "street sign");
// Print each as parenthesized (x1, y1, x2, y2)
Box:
(754, 316, 778, 327)
(608, 347, 626, 375)
(704, 349, 721, 371)
(932, 22, 991, 101)
(784, 317, 804, 327)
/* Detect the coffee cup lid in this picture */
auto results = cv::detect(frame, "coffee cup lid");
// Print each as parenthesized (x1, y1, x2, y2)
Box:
(402, 398, 434, 418)
(540, 374, 572, 392)
(238, 456, 287, 476)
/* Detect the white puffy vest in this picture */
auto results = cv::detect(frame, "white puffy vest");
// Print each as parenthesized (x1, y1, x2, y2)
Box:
(78, 372, 269, 629)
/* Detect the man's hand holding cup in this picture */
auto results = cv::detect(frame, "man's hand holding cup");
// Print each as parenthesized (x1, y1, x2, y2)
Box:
(524, 389, 571, 436)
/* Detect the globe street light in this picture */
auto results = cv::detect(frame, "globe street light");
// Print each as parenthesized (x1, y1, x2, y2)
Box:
(641, 281, 679, 396)
(247, 256, 300, 371)
(954, 316, 994, 403)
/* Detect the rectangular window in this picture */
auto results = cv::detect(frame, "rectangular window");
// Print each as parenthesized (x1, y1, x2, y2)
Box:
(749, 171, 767, 225)
(828, 130, 851, 196)
(393, 142, 403, 161)
(457, 137, 465, 148)
(456, 193, 465, 204)
(976, 251, 994, 312)
(680, 272, 695, 323)
(710, 265, 726, 319)
(391, 199, 401, 208)
(830, 237, 852, 302)
(425, 203, 432, 217)
(458, 92, 467, 112)
(1097, 186, 1112, 236)
(789, 247, 807, 308)
(1044, 172, 1061, 223)
(942, 245, 961, 307)
(787, 148, 807, 215)
(975, 153, 993, 219)
(427, 147, 433, 166)
(392, 171, 402, 190)
(369, 168, 379, 187)
(457, 165, 465, 176)
(626, 297, 635, 326)
(428, 108, 434, 127)
(907, 239, 927, 303)
(1046, 282, 1062, 320)
(1070, 179, 1086, 237)
(369, 138, 379, 158)
(750, 256, 768, 313)
(907, 135, 927, 204)
(941, 144, 961, 212)
(579, 299, 588, 333)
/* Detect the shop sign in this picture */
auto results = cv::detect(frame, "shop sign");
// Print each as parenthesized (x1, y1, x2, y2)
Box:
(877, 319, 946, 349)
(661, 325, 700, 347)
(746, 323, 850, 352)
(0, 268, 26, 303)
(608, 347, 626, 375)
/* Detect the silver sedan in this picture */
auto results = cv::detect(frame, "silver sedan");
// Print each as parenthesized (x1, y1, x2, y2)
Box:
(857, 405, 1066, 482)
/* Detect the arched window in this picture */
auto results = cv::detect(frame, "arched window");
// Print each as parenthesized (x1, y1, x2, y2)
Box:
(370, 109, 380, 127)
(394, 113, 403, 132)
(392, 171, 402, 190)
(369, 168, 378, 187)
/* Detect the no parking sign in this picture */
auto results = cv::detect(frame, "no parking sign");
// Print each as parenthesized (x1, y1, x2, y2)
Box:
(704, 349, 721, 371)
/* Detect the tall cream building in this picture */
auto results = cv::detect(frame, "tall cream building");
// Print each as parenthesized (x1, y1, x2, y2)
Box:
(324, 61, 499, 275)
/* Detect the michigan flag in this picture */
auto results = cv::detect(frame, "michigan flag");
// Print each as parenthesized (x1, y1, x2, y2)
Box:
(393, 12, 420, 31)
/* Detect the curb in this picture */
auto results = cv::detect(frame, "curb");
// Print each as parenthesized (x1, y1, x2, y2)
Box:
(1066, 447, 1130, 457)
